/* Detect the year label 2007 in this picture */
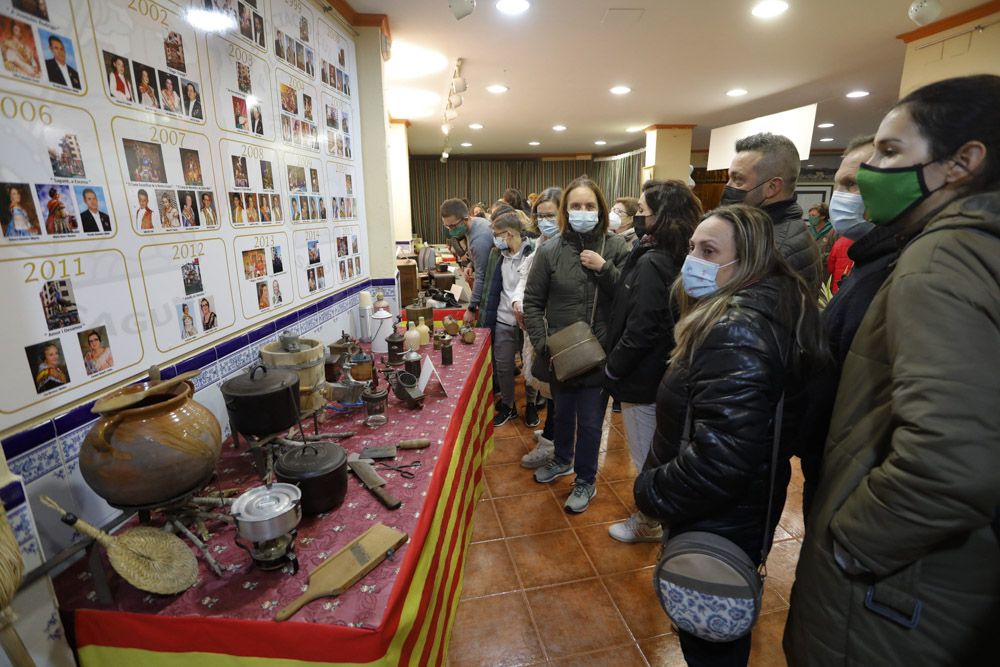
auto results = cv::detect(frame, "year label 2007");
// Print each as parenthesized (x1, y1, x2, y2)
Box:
(147, 125, 186, 145)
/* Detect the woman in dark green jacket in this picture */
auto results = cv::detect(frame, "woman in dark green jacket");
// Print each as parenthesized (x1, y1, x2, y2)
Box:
(785, 75, 1000, 666)
(522, 176, 630, 513)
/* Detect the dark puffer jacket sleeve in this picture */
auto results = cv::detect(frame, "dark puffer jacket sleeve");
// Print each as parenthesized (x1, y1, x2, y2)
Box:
(634, 316, 782, 524)
(521, 244, 551, 355)
(605, 253, 674, 382)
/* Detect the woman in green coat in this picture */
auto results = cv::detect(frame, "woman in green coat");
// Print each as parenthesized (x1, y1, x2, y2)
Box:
(785, 75, 1000, 666)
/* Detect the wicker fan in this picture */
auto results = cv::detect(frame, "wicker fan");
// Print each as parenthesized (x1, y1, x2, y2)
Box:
(0, 501, 33, 666)
(40, 496, 198, 595)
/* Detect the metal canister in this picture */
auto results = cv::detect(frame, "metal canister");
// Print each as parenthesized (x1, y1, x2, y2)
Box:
(386, 325, 405, 366)
(441, 335, 453, 365)
(403, 349, 422, 377)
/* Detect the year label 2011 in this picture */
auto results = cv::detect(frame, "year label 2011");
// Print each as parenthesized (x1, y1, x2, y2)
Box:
(23, 257, 84, 283)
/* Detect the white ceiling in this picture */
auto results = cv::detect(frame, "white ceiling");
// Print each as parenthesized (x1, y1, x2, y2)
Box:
(348, 0, 982, 158)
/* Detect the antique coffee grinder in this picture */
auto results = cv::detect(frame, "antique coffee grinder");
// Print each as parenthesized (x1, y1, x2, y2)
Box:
(386, 317, 406, 366)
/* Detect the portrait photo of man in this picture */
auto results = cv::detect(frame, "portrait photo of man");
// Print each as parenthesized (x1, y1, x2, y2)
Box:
(75, 186, 111, 233)
(41, 31, 80, 90)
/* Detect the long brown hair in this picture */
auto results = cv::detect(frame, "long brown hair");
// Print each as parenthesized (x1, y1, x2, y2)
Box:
(670, 204, 825, 367)
(558, 175, 609, 236)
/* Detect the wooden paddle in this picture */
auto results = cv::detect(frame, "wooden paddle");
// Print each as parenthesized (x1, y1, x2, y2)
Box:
(274, 523, 408, 622)
(91, 370, 200, 414)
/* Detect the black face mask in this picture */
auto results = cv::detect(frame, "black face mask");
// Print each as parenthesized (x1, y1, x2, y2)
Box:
(719, 177, 774, 207)
(632, 214, 646, 238)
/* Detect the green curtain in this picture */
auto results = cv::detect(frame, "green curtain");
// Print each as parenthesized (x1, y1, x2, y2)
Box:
(409, 152, 644, 244)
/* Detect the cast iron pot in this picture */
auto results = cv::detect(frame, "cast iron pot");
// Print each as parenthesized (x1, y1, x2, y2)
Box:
(274, 444, 348, 515)
(221, 364, 300, 438)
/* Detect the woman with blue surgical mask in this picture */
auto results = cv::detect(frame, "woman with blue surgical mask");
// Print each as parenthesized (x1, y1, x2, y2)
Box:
(634, 204, 824, 667)
(522, 176, 630, 513)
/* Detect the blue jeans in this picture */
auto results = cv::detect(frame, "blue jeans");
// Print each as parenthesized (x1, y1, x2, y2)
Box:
(551, 385, 605, 484)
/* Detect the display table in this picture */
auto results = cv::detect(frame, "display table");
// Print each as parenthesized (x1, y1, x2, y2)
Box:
(53, 335, 493, 666)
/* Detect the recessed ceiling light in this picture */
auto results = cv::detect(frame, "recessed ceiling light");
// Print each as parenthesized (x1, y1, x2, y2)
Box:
(552, 125, 567, 132)
(486, 84, 509, 94)
(610, 85, 631, 95)
(468, 123, 483, 130)
(807, 164, 815, 167)
(846, 90, 870, 98)
(528, 141, 540, 146)
(460, 142, 472, 147)
(594, 140, 607, 145)
(386, 87, 440, 119)
(496, 0, 530, 15)
(751, 1, 789, 19)
(385, 42, 448, 80)
(726, 88, 748, 97)
(185, 8, 237, 32)
(817, 123, 835, 128)
(441, 123, 451, 135)
(626, 126, 643, 133)
(819, 137, 834, 142)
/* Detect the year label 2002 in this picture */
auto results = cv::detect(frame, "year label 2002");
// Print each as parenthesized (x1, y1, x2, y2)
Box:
(128, 0, 170, 27)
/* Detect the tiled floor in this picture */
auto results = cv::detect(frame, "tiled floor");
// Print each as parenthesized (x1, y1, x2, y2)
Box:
(447, 401, 804, 666)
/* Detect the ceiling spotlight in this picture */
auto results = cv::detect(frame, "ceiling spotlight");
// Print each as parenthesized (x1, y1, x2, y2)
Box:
(819, 137, 834, 142)
(751, 1, 789, 19)
(908, 0, 942, 26)
(817, 122, 835, 128)
(442, 150, 450, 158)
(496, 0, 530, 15)
(468, 123, 483, 130)
(449, 93, 463, 107)
(594, 140, 607, 145)
(846, 90, 870, 98)
(441, 122, 452, 135)
(185, 8, 237, 32)
(460, 142, 472, 147)
(452, 76, 467, 93)
(448, 0, 476, 21)
(626, 126, 643, 133)
(552, 125, 567, 132)
(444, 107, 458, 121)
(726, 88, 748, 97)
(528, 141, 540, 146)
(385, 42, 448, 80)
(610, 85, 631, 95)
(486, 84, 509, 94)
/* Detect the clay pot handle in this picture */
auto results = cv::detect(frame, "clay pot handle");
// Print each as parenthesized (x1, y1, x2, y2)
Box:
(89, 414, 123, 453)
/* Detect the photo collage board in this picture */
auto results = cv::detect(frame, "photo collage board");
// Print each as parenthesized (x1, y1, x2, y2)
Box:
(0, 0, 368, 428)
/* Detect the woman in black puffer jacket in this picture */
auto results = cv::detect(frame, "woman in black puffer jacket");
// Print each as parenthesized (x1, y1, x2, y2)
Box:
(603, 179, 701, 544)
(634, 204, 825, 667)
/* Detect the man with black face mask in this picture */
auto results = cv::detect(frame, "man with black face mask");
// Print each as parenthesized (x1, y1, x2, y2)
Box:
(722, 132, 821, 289)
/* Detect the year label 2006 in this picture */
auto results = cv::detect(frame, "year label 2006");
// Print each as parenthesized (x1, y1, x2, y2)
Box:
(172, 242, 204, 260)
(23, 258, 84, 283)
(0, 96, 52, 124)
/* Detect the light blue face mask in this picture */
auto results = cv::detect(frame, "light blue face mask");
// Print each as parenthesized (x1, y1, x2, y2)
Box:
(536, 215, 559, 237)
(829, 190, 875, 241)
(681, 254, 738, 298)
(568, 210, 599, 233)
(493, 233, 509, 251)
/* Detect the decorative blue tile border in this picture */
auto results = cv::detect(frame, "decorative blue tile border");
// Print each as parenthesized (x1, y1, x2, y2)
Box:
(1, 479, 26, 511)
(9, 441, 62, 485)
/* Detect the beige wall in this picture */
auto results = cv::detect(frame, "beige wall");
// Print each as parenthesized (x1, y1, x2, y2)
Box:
(899, 12, 1000, 96)
(644, 127, 694, 182)
(388, 122, 413, 243)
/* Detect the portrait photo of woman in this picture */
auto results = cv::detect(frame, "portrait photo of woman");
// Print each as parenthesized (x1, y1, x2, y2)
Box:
(79, 328, 114, 375)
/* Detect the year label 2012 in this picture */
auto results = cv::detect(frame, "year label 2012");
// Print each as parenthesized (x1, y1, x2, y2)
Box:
(172, 242, 205, 260)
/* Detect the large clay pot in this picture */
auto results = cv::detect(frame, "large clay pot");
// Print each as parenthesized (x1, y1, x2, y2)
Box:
(79, 380, 222, 508)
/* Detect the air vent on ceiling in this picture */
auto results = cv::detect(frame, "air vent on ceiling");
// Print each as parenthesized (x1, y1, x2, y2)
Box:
(602, 8, 645, 27)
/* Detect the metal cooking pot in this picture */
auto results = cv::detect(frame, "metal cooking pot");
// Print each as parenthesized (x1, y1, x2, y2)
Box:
(231, 483, 302, 543)
(221, 364, 300, 438)
(274, 444, 348, 516)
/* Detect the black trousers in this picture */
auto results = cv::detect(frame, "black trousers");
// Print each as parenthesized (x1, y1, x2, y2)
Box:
(678, 630, 752, 667)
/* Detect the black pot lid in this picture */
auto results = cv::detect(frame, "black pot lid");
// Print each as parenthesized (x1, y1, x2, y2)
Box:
(276, 443, 347, 479)
(221, 364, 298, 397)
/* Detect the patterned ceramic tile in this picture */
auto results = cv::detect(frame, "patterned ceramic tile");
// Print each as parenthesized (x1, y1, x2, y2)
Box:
(58, 423, 90, 463)
(9, 440, 63, 484)
(8, 504, 33, 546)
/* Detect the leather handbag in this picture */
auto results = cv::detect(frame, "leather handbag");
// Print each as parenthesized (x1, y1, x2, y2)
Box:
(543, 239, 606, 382)
(653, 395, 784, 643)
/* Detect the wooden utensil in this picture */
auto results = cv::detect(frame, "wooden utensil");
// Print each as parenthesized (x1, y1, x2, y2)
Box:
(274, 523, 408, 622)
(92, 370, 200, 414)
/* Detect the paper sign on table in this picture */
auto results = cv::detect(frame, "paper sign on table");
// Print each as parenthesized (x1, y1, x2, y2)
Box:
(418, 355, 447, 396)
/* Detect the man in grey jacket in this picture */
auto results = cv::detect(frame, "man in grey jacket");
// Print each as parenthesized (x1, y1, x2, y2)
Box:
(721, 132, 821, 289)
(439, 198, 494, 323)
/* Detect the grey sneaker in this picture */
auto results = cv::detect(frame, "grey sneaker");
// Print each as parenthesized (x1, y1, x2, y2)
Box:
(521, 437, 554, 469)
(564, 481, 597, 513)
(608, 511, 663, 543)
(533, 429, 544, 442)
(534, 459, 573, 483)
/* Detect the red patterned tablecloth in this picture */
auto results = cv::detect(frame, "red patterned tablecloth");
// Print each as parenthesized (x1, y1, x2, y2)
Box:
(53, 334, 493, 666)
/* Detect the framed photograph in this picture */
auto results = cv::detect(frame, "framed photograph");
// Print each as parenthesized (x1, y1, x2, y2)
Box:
(794, 186, 833, 220)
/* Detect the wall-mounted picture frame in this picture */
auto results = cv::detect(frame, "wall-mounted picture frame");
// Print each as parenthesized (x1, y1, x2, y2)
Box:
(795, 185, 833, 219)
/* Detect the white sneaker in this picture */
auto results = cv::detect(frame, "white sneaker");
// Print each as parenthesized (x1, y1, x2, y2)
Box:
(533, 429, 543, 442)
(521, 437, 554, 469)
(608, 512, 663, 543)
